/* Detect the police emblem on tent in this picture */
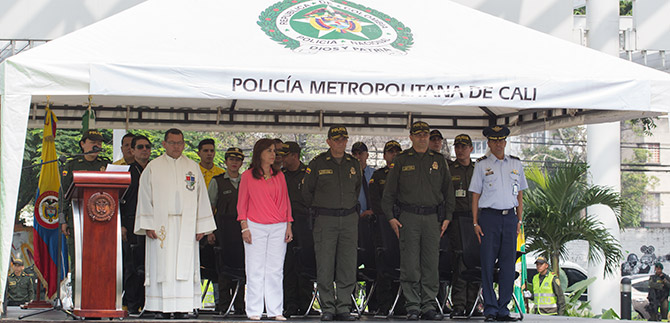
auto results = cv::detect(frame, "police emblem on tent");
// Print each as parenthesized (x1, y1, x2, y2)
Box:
(259, 0, 413, 54)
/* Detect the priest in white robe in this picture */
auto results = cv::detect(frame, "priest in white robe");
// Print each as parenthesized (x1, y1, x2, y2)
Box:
(134, 128, 216, 319)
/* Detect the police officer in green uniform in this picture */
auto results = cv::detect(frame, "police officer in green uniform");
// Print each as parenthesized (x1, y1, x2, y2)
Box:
(382, 121, 455, 321)
(446, 134, 480, 317)
(208, 147, 246, 315)
(60, 129, 109, 302)
(280, 141, 313, 317)
(6, 259, 34, 306)
(368, 140, 404, 315)
(302, 126, 361, 321)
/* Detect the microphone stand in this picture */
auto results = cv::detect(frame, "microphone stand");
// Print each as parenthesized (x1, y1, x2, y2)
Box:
(17, 149, 100, 320)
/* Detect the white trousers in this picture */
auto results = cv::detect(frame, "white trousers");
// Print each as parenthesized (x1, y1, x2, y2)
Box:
(244, 220, 287, 317)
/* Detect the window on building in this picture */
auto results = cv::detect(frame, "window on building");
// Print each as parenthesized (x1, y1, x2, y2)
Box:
(473, 140, 487, 155)
(642, 193, 661, 223)
(638, 143, 660, 164)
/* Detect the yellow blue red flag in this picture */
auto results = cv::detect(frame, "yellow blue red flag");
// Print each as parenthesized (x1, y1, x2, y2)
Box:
(33, 106, 68, 299)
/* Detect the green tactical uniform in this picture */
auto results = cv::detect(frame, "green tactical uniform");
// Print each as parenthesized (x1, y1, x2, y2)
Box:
(381, 147, 454, 314)
(282, 162, 313, 315)
(302, 150, 361, 315)
(60, 155, 109, 301)
(7, 272, 34, 305)
(447, 159, 479, 312)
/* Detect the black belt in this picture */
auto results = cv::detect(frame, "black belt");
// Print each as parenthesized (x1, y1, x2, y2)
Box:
(315, 206, 358, 217)
(400, 204, 438, 215)
(481, 208, 513, 215)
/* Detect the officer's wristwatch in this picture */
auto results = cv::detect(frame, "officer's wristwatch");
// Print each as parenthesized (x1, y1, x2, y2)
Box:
(473, 223, 479, 227)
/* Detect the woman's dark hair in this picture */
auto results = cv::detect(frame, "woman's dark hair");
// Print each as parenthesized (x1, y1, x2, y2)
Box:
(250, 138, 279, 180)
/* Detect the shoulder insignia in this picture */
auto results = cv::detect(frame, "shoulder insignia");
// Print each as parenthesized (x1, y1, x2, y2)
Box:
(398, 150, 408, 155)
(389, 162, 395, 169)
(305, 167, 311, 174)
(476, 155, 488, 162)
(510, 155, 520, 160)
(428, 151, 434, 156)
(554, 278, 561, 286)
(326, 156, 331, 160)
(369, 178, 374, 184)
(282, 168, 287, 173)
(62, 170, 68, 177)
(300, 167, 306, 172)
(384, 168, 389, 174)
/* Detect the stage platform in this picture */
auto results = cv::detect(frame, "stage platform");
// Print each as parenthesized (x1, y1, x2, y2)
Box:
(1, 306, 610, 322)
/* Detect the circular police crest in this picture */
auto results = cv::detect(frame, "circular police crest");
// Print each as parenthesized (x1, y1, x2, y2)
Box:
(87, 192, 115, 222)
(35, 191, 59, 229)
(259, 0, 413, 54)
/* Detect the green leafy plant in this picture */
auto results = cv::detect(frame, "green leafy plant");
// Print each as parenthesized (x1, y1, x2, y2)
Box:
(523, 162, 625, 277)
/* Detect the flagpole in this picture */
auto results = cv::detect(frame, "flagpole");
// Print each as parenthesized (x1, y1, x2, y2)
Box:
(19, 102, 79, 321)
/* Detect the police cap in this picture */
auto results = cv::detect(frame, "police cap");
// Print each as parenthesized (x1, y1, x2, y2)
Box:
(384, 140, 402, 153)
(410, 121, 430, 135)
(328, 126, 349, 140)
(454, 134, 472, 146)
(281, 141, 301, 155)
(81, 129, 104, 142)
(225, 147, 244, 160)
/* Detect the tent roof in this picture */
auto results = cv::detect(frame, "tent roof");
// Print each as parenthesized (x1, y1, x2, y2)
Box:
(2, 0, 669, 137)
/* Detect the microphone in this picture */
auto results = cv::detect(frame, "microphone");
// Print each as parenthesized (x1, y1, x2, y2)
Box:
(85, 146, 103, 154)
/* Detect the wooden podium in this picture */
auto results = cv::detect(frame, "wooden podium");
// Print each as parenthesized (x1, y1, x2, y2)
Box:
(66, 171, 130, 318)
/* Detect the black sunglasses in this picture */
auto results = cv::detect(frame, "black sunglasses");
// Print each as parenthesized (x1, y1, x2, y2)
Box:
(135, 144, 152, 150)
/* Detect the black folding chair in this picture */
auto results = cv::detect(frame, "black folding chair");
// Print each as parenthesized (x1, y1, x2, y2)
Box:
(293, 214, 321, 317)
(354, 214, 378, 316)
(214, 242, 246, 317)
(374, 214, 404, 318)
(437, 229, 454, 315)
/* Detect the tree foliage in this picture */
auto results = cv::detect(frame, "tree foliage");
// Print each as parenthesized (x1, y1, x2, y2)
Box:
(523, 162, 624, 277)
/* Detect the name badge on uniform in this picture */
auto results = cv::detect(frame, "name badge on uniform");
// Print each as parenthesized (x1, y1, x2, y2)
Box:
(402, 165, 415, 172)
(512, 183, 519, 196)
(455, 189, 466, 198)
(319, 169, 333, 175)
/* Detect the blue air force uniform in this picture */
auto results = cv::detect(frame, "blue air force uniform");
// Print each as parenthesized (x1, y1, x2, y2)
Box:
(468, 125, 528, 320)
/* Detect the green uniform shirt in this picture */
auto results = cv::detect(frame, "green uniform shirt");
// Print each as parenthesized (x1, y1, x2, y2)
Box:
(448, 160, 475, 212)
(381, 147, 455, 221)
(283, 162, 309, 216)
(60, 156, 110, 224)
(369, 166, 390, 218)
(302, 150, 361, 209)
(7, 272, 34, 303)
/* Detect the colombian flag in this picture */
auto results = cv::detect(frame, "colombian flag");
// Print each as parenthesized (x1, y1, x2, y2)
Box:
(513, 224, 527, 313)
(33, 107, 68, 299)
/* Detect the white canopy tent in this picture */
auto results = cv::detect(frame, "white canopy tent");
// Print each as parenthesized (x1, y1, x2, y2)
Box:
(2, 0, 670, 301)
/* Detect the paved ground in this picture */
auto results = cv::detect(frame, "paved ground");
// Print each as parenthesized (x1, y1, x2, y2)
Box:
(1, 306, 615, 322)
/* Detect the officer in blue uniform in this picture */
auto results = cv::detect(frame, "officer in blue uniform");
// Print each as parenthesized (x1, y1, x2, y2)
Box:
(469, 125, 527, 322)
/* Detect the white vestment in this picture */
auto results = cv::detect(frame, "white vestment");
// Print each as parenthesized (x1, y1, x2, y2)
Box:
(134, 154, 216, 313)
